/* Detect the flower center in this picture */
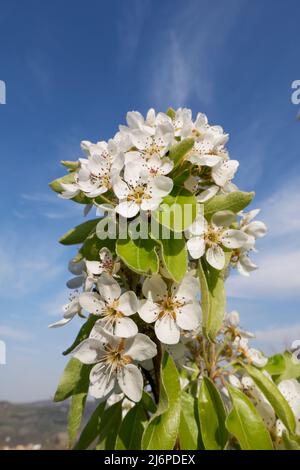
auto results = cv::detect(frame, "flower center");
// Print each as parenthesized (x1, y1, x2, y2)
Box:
(127, 185, 150, 204)
(204, 226, 222, 247)
(158, 296, 183, 320)
(103, 340, 132, 370)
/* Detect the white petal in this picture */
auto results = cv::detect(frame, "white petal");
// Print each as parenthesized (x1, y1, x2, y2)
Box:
(176, 303, 201, 331)
(142, 274, 168, 301)
(66, 275, 84, 289)
(221, 229, 249, 249)
(150, 175, 173, 197)
(97, 273, 121, 302)
(237, 254, 257, 276)
(212, 160, 239, 187)
(113, 177, 130, 199)
(89, 365, 115, 399)
(79, 292, 105, 315)
(173, 273, 199, 302)
(206, 245, 225, 270)
(187, 236, 205, 259)
(196, 185, 219, 202)
(118, 291, 138, 316)
(125, 333, 157, 361)
(116, 200, 140, 218)
(85, 260, 103, 275)
(48, 317, 73, 328)
(117, 364, 143, 402)
(245, 221, 267, 239)
(113, 317, 138, 338)
(211, 210, 236, 227)
(72, 338, 105, 364)
(68, 259, 85, 275)
(185, 214, 207, 237)
(155, 315, 181, 344)
(138, 299, 160, 323)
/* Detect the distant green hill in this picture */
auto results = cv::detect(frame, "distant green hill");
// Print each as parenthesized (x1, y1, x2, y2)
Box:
(0, 400, 95, 450)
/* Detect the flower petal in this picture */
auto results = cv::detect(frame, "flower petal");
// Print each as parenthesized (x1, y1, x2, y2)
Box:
(211, 210, 236, 227)
(221, 229, 249, 249)
(72, 338, 105, 364)
(97, 273, 121, 302)
(113, 316, 138, 338)
(117, 364, 143, 402)
(116, 200, 140, 218)
(138, 299, 160, 323)
(206, 245, 225, 270)
(155, 315, 181, 344)
(89, 365, 115, 399)
(118, 291, 138, 316)
(176, 303, 201, 331)
(142, 274, 168, 301)
(187, 236, 205, 259)
(124, 333, 157, 361)
(48, 317, 73, 328)
(79, 292, 105, 315)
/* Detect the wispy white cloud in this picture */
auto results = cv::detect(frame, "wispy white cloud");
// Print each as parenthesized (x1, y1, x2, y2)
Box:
(254, 324, 300, 354)
(0, 325, 33, 341)
(41, 290, 69, 317)
(148, 0, 243, 108)
(227, 173, 300, 299)
(260, 176, 300, 238)
(0, 232, 63, 297)
(117, 0, 151, 65)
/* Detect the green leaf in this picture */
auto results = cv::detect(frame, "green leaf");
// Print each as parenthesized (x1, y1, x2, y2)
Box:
(142, 352, 181, 450)
(116, 237, 159, 275)
(179, 391, 201, 450)
(152, 231, 187, 282)
(168, 138, 194, 168)
(80, 232, 115, 260)
(49, 172, 76, 193)
(244, 364, 296, 434)
(226, 384, 273, 450)
(115, 403, 148, 450)
(282, 431, 300, 450)
(153, 186, 197, 232)
(59, 218, 99, 245)
(74, 402, 106, 450)
(61, 160, 80, 171)
(265, 351, 300, 383)
(198, 377, 228, 450)
(198, 257, 229, 341)
(204, 191, 254, 221)
(63, 315, 98, 356)
(264, 353, 286, 377)
(68, 364, 91, 446)
(54, 358, 85, 402)
(95, 401, 123, 450)
(166, 107, 176, 120)
(173, 169, 190, 186)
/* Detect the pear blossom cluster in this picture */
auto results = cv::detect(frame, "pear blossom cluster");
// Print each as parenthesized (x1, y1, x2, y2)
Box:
(50, 108, 300, 450)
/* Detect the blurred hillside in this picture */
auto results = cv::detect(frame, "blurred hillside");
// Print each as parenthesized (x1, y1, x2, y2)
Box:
(0, 400, 95, 450)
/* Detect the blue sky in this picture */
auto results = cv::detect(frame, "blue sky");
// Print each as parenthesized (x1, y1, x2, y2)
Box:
(0, 0, 300, 401)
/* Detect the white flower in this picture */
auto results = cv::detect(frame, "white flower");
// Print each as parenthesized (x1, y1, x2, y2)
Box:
(79, 273, 138, 338)
(224, 310, 254, 339)
(113, 162, 173, 218)
(59, 182, 80, 200)
(77, 140, 124, 198)
(171, 108, 193, 137)
(277, 379, 300, 436)
(48, 291, 82, 328)
(239, 209, 268, 247)
(233, 337, 267, 367)
(185, 210, 250, 270)
(72, 325, 157, 402)
(138, 273, 201, 345)
(230, 248, 258, 276)
(85, 247, 120, 277)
